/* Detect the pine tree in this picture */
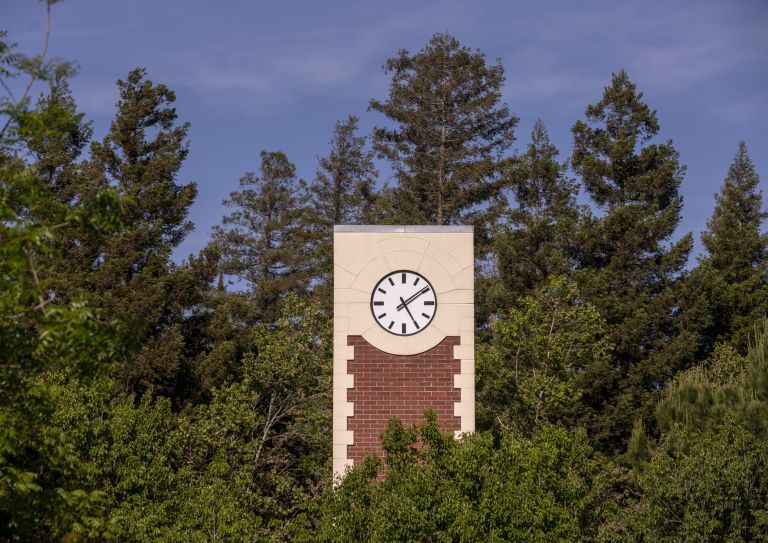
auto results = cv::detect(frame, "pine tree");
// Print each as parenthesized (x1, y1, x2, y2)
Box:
(699, 142, 768, 351)
(570, 70, 702, 453)
(213, 150, 312, 323)
(25, 74, 93, 204)
(480, 120, 580, 318)
(369, 32, 518, 227)
(81, 67, 206, 395)
(308, 115, 377, 304)
(619, 321, 768, 541)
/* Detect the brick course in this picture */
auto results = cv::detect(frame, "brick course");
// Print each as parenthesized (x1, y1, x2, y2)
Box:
(346, 335, 461, 463)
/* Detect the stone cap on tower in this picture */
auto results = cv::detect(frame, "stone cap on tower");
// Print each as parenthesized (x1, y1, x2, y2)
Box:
(334, 224, 473, 233)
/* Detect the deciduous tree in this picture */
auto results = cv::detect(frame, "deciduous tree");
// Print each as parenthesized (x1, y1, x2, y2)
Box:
(477, 276, 611, 433)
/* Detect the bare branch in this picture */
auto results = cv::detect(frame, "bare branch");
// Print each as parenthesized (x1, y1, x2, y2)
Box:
(0, 1, 53, 140)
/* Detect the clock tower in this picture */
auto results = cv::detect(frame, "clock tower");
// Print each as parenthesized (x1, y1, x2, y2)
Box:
(333, 225, 475, 479)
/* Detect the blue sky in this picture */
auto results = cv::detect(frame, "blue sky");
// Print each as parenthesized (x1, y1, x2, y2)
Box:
(5, 0, 767, 264)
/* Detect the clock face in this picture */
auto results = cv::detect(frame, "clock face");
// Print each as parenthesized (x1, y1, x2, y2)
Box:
(370, 270, 437, 336)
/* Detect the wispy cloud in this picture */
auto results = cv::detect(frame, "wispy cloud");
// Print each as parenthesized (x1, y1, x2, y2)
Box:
(164, 15, 419, 111)
(491, 1, 767, 107)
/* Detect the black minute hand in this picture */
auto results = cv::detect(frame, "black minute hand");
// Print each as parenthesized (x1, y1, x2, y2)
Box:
(396, 286, 430, 311)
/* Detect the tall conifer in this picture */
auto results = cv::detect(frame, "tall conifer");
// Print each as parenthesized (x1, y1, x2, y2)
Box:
(84, 68, 206, 395)
(481, 120, 580, 318)
(699, 141, 768, 350)
(570, 70, 700, 452)
(213, 151, 312, 323)
(26, 75, 92, 203)
(308, 115, 377, 304)
(369, 33, 518, 228)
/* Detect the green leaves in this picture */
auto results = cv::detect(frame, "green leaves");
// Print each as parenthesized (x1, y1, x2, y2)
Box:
(478, 276, 611, 433)
(323, 418, 613, 542)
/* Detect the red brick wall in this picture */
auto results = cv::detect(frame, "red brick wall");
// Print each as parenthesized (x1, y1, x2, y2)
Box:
(346, 335, 461, 463)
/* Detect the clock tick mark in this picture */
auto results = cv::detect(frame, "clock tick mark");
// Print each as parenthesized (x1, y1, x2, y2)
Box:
(422, 312, 430, 319)
(388, 277, 394, 286)
(424, 301, 434, 305)
(377, 312, 386, 319)
(401, 273, 406, 283)
(388, 321, 394, 330)
(378, 288, 386, 294)
(401, 323, 406, 334)
(373, 301, 384, 306)
(413, 277, 420, 285)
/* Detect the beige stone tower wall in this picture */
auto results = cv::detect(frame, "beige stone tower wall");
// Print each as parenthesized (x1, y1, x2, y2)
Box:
(333, 225, 475, 480)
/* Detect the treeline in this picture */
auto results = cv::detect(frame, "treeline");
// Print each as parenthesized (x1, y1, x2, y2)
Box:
(1, 11, 768, 541)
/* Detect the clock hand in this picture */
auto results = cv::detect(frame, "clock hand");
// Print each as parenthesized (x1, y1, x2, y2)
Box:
(399, 297, 418, 327)
(396, 286, 430, 311)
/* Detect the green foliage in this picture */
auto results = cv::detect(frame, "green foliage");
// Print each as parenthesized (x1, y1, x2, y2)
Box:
(370, 32, 518, 227)
(322, 415, 616, 542)
(12, 298, 331, 541)
(480, 120, 581, 319)
(570, 70, 704, 453)
(4, 7, 768, 541)
(308, 115, 378, 306)
(116, 297, 330, 541)
(698, 141, 768, 352)
(613, 320, 768, 541)
(0, 19, 126, 540)
(613, 425, 768, 542)
(478, 276, 611, 433)
(213, 150, 313, 324)
(654, 320, 768, 441)
(63, 66, 212, 397)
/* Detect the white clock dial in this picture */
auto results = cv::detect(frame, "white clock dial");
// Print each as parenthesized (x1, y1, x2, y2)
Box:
(370, 270, 437, 336)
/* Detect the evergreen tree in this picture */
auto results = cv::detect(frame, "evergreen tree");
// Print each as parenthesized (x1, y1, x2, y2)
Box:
(23, 76, 117, 313)
(617, 321, 768, 541)
(25, 74, 93, 204)
(699, 141, 768, 351)
(369, 32, 518, 228)
(174, 254, 256, 404)
(308, 115, 377, 304)
(82, 67, 207, 395)
(480, 120, 580, 317)
(213, 150, 312, 324)
(570, 70, 702, 453)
